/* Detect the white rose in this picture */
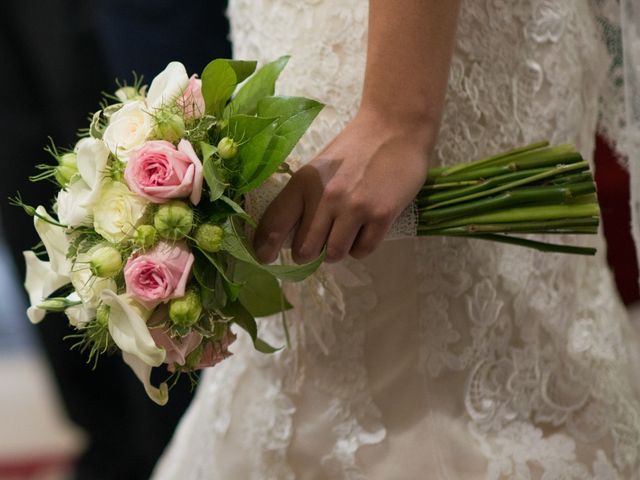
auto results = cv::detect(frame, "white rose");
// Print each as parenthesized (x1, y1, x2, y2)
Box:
(103, 101, 153, 160)
(146, 62, 190, 111)
(94, 181, 148, 243)
(56, 138, 110, 227)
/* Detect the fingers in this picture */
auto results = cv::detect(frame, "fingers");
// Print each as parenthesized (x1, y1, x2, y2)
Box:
(325, 215, 362, 263)
(254, 180, 304, 264)
(291, 200, 333, 264)
(350, 216, 393, 259)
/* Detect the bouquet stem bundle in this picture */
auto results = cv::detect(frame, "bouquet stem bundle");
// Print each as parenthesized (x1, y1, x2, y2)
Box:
(416, 141, 600, 255)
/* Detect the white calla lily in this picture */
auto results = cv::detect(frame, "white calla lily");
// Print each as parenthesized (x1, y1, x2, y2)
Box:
(55, 138, 110, 227)
(23, 251, 70, 323)
(65, 292, 93, 327)
(34, 206, 71, 276)
(146, 62, 190, 110)
(76, 137, 110, 204)
(122, 352, 169, 406)
(100, 290, 166, 367)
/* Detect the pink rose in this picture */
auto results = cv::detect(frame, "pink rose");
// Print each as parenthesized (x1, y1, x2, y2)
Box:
(178, 75, 205, 120)
(124, 241, 194, 309)
(125, 139, 203, 205)
(193, 331, 236, 370)
(150, 327, 203, 367)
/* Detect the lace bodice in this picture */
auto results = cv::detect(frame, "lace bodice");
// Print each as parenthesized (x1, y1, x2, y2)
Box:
(152, 1, 640, 479)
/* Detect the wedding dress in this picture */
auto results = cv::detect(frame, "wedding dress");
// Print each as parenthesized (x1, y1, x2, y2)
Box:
(152, 1, 640, 478)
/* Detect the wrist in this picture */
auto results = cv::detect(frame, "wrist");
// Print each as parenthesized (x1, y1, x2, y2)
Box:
(355, 102, 439, 154)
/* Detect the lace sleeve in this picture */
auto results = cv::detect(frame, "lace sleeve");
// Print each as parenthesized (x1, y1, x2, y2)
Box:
(592, 0, 640, 284)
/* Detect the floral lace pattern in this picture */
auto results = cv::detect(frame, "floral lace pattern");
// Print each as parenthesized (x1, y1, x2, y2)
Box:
(153, 1, 640, 479)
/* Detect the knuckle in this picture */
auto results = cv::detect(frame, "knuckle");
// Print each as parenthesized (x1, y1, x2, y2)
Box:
(370, 206, 394, 225)
(348, 196, 369, 216)
(322, 184, 344, 203)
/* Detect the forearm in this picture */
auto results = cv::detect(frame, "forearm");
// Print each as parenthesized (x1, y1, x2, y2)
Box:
(360, 0, 461, 148)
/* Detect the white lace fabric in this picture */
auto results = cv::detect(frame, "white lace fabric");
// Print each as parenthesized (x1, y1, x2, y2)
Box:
(152, 1, 640, 479)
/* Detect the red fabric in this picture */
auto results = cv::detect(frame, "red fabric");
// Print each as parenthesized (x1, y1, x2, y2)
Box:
(594, 136, 640, 305)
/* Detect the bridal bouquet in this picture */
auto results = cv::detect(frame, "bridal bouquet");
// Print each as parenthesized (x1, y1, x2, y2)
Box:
(17, 56, 600, 404)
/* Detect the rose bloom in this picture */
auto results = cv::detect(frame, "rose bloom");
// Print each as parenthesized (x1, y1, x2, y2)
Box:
(150, 326, 203, 367)
(125, 139, 203, 205)
(193, 332, 236, 370)
(124, 241, 194, 309)
(103, 100, 153, 160)
(93, 181, 147, 243)
(177, 75, 206, 120)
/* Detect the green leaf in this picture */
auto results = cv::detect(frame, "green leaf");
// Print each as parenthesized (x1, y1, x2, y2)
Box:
(225, 301, 281, 353)
(200, 141, 217, 162)
(195, 248, 242, 301)
(225, 56, 290, 117)
(220, 218, 324, 282)
(202, 157, 227, 202)
(219, 195, 257, 228)
(192, 255, 217, 291)
(201, 59, 257, 117)
(236, 96, 323, 194)
(234, 260, 293, 317)
(193, 254, 227, 310)
(226, 114, 277, 142)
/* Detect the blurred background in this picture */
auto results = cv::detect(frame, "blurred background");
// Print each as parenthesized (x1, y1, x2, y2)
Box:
(0, 2, 639, 480)
(0, 1, 230, 479)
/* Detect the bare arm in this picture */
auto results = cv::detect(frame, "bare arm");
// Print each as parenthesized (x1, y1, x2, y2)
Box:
(254, 0, 461, 264)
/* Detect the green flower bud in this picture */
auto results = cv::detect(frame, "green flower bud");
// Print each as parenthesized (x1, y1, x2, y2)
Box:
(115, 86, 141, 102)
(55, 152, 78, 186)
(154, 200, 194, 240)
(133, 225, 158, 249)
(195, 224, 224, 252)
(37, 297, 80, 312)
(169, 287, 203, 329)
(153, 111, 186, 143)
(96, 304, 110, 327)
(217, 137, 238, 160)
(89, 245, 123, 278)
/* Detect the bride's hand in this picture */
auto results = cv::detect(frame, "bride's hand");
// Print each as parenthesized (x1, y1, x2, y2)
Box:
(253, 108, 433, 264)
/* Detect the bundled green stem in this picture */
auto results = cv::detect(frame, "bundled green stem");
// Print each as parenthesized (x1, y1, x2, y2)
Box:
(418, 142, 601, 255)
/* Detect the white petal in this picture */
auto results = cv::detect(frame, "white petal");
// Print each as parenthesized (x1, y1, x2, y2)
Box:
(76, 138, 110, 194)
(23, 251, 70, 324)
(101, 290, 166, 367)
(122, 352, 169, 406)
(34, 206, 71, 276)
(56, 180, 92, 227)
(65, 304, 93, 327)
(147, 62, 189, 110)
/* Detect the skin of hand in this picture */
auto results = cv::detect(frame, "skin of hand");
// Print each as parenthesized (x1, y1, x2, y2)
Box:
(254, 0, 461, 264)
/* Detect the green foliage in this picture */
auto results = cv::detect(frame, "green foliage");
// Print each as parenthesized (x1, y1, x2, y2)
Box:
(225, 56, 290, 117)
(223, 300, 280, 354)
(201, 59, 257, 117)
(234, 260, 293, 318)
(235, 96, 323, 194)
(220, 218, 325, 282)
